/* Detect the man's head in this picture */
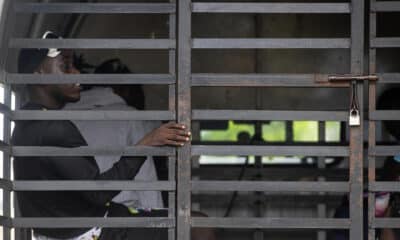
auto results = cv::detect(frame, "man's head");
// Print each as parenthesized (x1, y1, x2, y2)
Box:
(18, 31, 81, 107)
(94, 59, 145, 110)
(377, 87, 400, 141)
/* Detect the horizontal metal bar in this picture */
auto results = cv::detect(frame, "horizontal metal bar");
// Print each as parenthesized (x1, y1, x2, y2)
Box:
(370, 38, 400, 48)
(10, 217, 174, 228)
(14, 3, 176, 14)
(0, 216, 11, 227)
(192, 110, 348, 121)
(373, 218, 400, 229)
(191, 181, 349, 192)
(191, 217, 349, 229)
(6, 74, 175, 85)
(376, 73, 400, 83)
(369, 110, 400, 121)
(12, 110, 175, 121)
(369, 146, 400, 156)
(192, 145, 349, 156)
(193, 38, 351, 49)
(191, 74, 349, 87)
(11, 146, 175, 157)
(10, 39, 175, 49)
(192, 3, 350, 13)
(13, 181, 175, 191)
(369, 182, 400, 192)
(371, 1, 400, 12)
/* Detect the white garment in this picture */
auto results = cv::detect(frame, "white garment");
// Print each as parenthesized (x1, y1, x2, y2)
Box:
(64, 87, 163, 209)
(33, 228, 101, 240)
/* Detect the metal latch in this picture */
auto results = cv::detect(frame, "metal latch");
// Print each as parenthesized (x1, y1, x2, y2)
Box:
(327, 75, 378, 127)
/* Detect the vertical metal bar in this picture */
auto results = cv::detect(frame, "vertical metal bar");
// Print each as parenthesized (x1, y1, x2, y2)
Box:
(368, 3, 377, 239)
(168, 156, 176, 240)
(168, 1, 177, 240)
(317, 121, 327, 240)
(176, 0, 192, 239)
(0, 0, 15, 239)
(350, 0, 365, 239)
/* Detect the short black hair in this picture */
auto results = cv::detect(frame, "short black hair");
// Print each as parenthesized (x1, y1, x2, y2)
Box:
(94, 59, 145, 110)
(377, 87, 400, 140)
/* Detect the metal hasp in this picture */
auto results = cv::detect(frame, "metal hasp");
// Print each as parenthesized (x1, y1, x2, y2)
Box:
(328, 75, 378, 127)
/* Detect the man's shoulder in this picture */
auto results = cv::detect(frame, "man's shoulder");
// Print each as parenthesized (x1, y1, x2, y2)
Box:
(13, 120, 85, 147)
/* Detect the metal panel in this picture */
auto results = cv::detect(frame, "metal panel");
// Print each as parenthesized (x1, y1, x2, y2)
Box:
(12, 110, 175, 121)
(193, 38, 351, 49)
(192, 3, 350, 13)
(192, 110, 348, 121)
(13, 181, 175, 191)
(191, 181, 349, 192)
(10, 38, 175, 49)
(12, 146, 174, 157)
(14, 3, 176, 14)
(191, 217, 350, 229)
(6, 74, 175, 85)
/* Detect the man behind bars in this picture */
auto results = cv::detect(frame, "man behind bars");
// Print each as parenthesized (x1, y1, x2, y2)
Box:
(12, 31, 191, 240)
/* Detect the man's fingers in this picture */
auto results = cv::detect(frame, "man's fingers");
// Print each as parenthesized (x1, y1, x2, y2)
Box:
(167, 134, 190, 142)
(164, 139, 185, 147)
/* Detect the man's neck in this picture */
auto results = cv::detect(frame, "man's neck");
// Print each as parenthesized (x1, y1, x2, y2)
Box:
(30, 87, 63, 109)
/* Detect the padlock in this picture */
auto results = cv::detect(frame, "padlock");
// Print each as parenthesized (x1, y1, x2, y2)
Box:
(349, 108, 360, 126)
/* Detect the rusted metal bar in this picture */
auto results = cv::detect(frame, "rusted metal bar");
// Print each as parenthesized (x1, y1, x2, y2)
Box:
(350, 0, 365, 239)
(328, 75, 378, 82)
(176, 0, 191, 239)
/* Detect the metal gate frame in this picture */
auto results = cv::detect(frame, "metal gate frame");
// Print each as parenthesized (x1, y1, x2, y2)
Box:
(0, 0, 369, 240)
(368, 1, 400, 240)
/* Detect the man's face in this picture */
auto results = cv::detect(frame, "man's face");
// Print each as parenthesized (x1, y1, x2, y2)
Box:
(39, 53, 81, 103)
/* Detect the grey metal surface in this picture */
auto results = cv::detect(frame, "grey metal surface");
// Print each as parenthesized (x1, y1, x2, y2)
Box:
(6, 73, 175, 85)
(13, 181, 175, 191)
(10, 38, 175, 49)
(1, 217, 174, 228)
(191, 217, 350, 229)
(14, 3, 176, 14)
(193, 38, 351, 49)
(12, 110, 175, 120)
(11, 146, 174, 156)
(192, 3, 350, 14)
(192, 110, 348, 121)
(191, 74, 349, 87)
(371, 1, 400, 12)
(192, 145, 349, 156)
(191, 181, 349, 192)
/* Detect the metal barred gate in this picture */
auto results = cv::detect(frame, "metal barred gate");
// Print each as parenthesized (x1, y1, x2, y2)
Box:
(0, 0, 397, 240)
